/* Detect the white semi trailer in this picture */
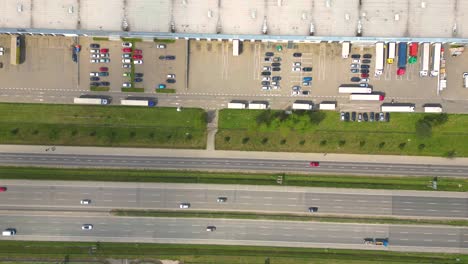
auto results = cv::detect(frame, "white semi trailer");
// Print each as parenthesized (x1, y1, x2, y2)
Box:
(73, 97, 109, 105)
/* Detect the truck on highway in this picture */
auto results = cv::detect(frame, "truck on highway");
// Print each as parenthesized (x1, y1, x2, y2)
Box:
(364, 238, 388, 247)
(120, 99, 156, 107)
(292, 101, 313, 110)
(350, 93, 385, 101)
(375, 42, 384, 76)
(397, 42, 407, 75)
(2, 229, 16, 236)
(381, 103, 415, 112)
(386, 42, 396, 64)
(420, 43, 430, 77)
(431, 43, 442, 77)
(73, 97, 109, 105)
(338, 85, 372, 94)
(248, 102, 268, 109)
(319, 102, 336, 110)
(342, 41, 350, 59)
(228, 101, 247, 109)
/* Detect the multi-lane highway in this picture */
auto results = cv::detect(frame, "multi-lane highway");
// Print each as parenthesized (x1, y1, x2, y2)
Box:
(0, 212, 467, 253)
(1, 152, 468, 177)
(1, 181, 467, 218)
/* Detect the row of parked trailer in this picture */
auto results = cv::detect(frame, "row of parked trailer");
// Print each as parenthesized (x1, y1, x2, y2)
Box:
(73, 97, 156, 107)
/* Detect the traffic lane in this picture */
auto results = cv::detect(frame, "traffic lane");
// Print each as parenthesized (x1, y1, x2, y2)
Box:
(2, 183, 467, 218)
(2, 153, 468, 177)
(1, 214, 467, 250)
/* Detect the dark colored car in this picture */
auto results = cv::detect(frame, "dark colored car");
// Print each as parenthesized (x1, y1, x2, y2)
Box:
(308, 207, 319, 212)
(351, 54, 361, 59)
(72, 53, 77, 62)
(272, 67, 281, 71)
(345, 112, 350, 121)
(351, 112, 356, 121)
(361, 65, 370, 69)
(100, 48, 109, 53)
(375, 112, 380, 121)
(363, 54, 372, 58)
(302, 67, 313, 72)
(99, 67, 108, 72)
(90, 82, 100, 86)
(90, 43, 100, 49)
(351, 77, 361, 82)
(159, 55, 176, 60)
(98, 72, 109, 77)
(135, 73, 144, 77)
(360, 69, 369, 73)
(369, 112, 375, 122)
(362, 59, 371, 64)
(135, 78, 143, 82)
(264, 57, 272, 62)
(361, 73, 369, 78)
(100, 82, 110, 86)
(272, 76, 281, 81)
(261, 71, 271, 76)
(302, 90, 310, 95)
(90, 77, 100, 81)
(261, 81, 270, 85)
(265, 52, 274, 57)
(385, 113, 390, 122)
(293, 52, 302, 57)
(167, 79, 176, 83)
(0, 186, 7, 192)
(272, 63, 281, 67)
(363, 113, 369, 122)
(351, 69, 359, 73)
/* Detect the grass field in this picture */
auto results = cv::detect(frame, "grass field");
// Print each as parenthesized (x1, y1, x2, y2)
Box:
(113, 209, 468, 226)
(216, 109, 468, 157)
(1, 167, 467, 192)
(0, 103, 206, 149)
(0, 241, 465, 264)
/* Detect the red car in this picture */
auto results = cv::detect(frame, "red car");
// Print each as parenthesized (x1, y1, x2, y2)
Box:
(132, 55, 143, 59)
(309, 161, 320, 167)
(100, 48, 109, 53)
(361, 73, 369, 78)
(122, 48, 132, 53)
(134, 49, 142, 55)
(99, 67, 108, 72)
(0, 187, 7, 192)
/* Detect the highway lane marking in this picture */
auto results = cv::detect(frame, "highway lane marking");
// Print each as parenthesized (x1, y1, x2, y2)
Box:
(260, 226, 269, 229)
(402, 209, 414, 211)
(287, 204, 297, 207)
(283, 234, 292, 237)
(150, 200, 160, 203)
(287, 198, 297, 200)
(424, 233, 432, 235)
(334, 200, 343, 202)
(6, 198, 18, 200)
(311, 198, 320, 201)
(448, 233, 457, 236)
(427, 203, 438, 205)
(424, 239, 432, 242)
(447, 240, 457, 242)
(168, 231, 176, 233)
(281, 227, 292, 230)
(333, 206, 343, 208)
(103, 200, 113, 202)
(399, 232, 408, 234)
(240, 196, 251, 199)
(306, 228, 315, 231)
(263, 203, 272, 206)
(191, 225, 201, 227)
(357, 200, 367, 202)
(264, 197, 273, 199)
(375, 231, 385, 233)
(451, 203, 462, 206)
(427, 209, 438, 212)
(402, 202, 413, 204)
(399, 238, 408, 241)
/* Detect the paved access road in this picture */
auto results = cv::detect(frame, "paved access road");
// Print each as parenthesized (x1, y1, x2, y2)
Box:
(1, 153, 468, 177)
(1, 181, 467, 218)
(0, 213, 467, 253)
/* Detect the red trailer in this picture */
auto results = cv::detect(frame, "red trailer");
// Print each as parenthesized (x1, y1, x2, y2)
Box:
(409, 43, 419, 57)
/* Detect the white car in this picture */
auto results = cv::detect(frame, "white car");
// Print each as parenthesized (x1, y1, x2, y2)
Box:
(352, 59, 361, 63)
(122, 54, 131, 58)
(90, 54, 100, 58)
(100, 53, 110, 58)
(133, 60, 143, 64)
(263, 66, 271, 71)
(90, 49, 100, 53)
(166, 74, 176, 78)
(293, 62, 301, 66)
(81, 224, 93, 230)
(80, 199, 91, 205)
(89, 72, 99, 77)
(156, 44, 166, 49)
(122, 64, 131, 68)
(261, 86, 271, 91)
(206, 226, 216, 232)
(179, 203, 190, 209)
(122, 42, 132, 48)
(360, 78, 369, 82)
(350, 64, 359, 68)
(291, 90, 300, 96)
(262, 77, 271, 81)
(122, 82, 132, 88)
(217, 197, 227, 203)
(90, 59, 99, 63)
(292, 67, 301, 72)
(273, 85, 280, 90)
(99, 58, 110, 63)
(122, 59, 131, 63)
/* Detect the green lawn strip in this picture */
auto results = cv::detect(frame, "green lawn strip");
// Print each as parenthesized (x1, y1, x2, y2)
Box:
(0, 103, 206, 149)
(1, 167, 467, 192)
(154, 38, 176, 43)
(112, 209, 468, 227)
(89, 86, 109, 92)
(92, 37, 109, 41)
(121, 37, 143, 42)
(121, 87, 144, 93)
(0, 241, 465, 264)
(216, 109, 468, 157)
(156, 88, 176, 93)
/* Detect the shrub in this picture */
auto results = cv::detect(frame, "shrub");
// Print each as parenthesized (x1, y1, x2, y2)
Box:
(130, 131, 136, 138)
(280, 139, 286, 145)
(10, 128, 19, 135)
(378, 142, 386, 148)
(71, 130, 78, 136)
(299, 140, 306, 145)
(261, 138, 269, 144)
(242, 137, 250, 144)
(32, 130, 39, 135)
(224, 136, 231, 142)
(320, 140, 327, 146)
(446, 150, 457, 158)
(149, 132, 155, 139)
(89, 131, 96, 136)
(338, 140, 346, 146)
(418, 144, 426, 150)
(359, 140, 366, 147)
(398, 142, 406, 149)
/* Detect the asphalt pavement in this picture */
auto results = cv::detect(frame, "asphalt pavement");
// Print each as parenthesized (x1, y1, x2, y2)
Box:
(1, 180, 467, 218)
(0, 212, 467, 253)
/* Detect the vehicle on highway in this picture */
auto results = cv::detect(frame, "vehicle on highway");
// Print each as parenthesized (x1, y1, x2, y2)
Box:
(308, 207, 319, 213)
(81, 224, 93, 230)
(133, 55, 143, 59)
(156, 44, 166, 48)
(351, 77, 361, 82)
(309, 161, 320, 167)
(122, 54, 131, 58)
(167, 79, 176, 83)
(134, 60, 143, 64)
(293, 52, 302, 57)
(90, 43, 100, 49)
(100, 48, 109, 53)
(217, 197, 227, 203)
(0, 187, 7, 192)
(179, 203, 191, 209)
(122, 82, 131, 88)
(99, 67, 108, 72)
(89, 72, 99, 76)
(122, 64, 131, 68)
(122, 48, 132, 53)
(167, 74, 176, 78)
(122, 59, 131, 63)
(2, 228, 16, 236)
(99, 58, 110, 63)
(302, 67, 312, 72)
(135, 78, 143, 82)
(365, 238, 389, 246)
(80, 199, 91, 205)
(265, 52, 274, 57)
(206, 226, 216, 232)
(122, 42, 132, 48)
(90, 77, 100, 81)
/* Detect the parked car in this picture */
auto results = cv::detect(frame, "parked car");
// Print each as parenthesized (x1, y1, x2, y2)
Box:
(261, 71, 271, 76)
(217, 197, 227, 203)
(122, 59, 131, 63)
(90, 82, 100, 87)
(156, 44, 166, 49)
(167, 74, 176, 78)
(133, 60, 143, 64)
(262, 86, 272, 91)
(100, 53, 110, 58)
(303, 77, 312, 81)
(358, 113, 363, 122)
(90, 49, 100, 54)
(352, 59, 361, 63)
(261, 81, 270, 86)
(272, 63, 281, 67)
(122, 48, 132, 53)
(361, 64, 370, 69)
(363, 113, 369, 122)
(292, 86, 301, 91)
(100, 48, 109, 53)
(135, 78, 143, 82)
(302, 67, 312, 72)
(100, 81, 110, 86)
(72, 53, 77, 62)
(350, 64, 359, 68)
(167, 79, 176, 83)
(272, 76, 281, 81)
(122, 82, 132, 88)
(293, 52, 302, 57)
(134, 49, 142, 55)
(122, 42, 132, 48)
(363, 54, 372, 58)
(345, 112, 350, 121)
(90, 43, 100, 49)
(351, 69, 359, 73)
(262, 76, 271, 81)
(99, 58, 110, 63)
(122, 54, 131, 58)
(351, 112, 356, 121)
(293, 62, 301, 66)
(265, 52, 274, 57)
(361, 73, 369, 78)
(273, 57, 281, 62)
(351, 77, 361, 82)
(340, 112, 346, 121)
(292, 67, 301, 72)
(122, 64, 131, 68)
(369, 112, 375, 122)
(99, 67, 108, 72)
(158, 84, 166, 89)
(385, 113, 390, 122)
(90, 53, 100, 58)
(362, 59, 371, 64)
(361, 78, 369, 82)
(263, 66, 271, 71)
(89, 72, 99, 77)
(264, 57, 272, 62)
(301, 90, 310, 95)
(351, 54, 361, 59)
(165, 55, 176, 60)
(375, 112, 380, 121)
(98, 72, 109, 77)
(132, 55, 143, 59)
(379, 112, 385, 121)
(135, 73, 143, 77)
(90, 77, 100, 81)
(302, 81, 310, 86)
(360, 69, 369, 74)
(272, 67, 281, 71)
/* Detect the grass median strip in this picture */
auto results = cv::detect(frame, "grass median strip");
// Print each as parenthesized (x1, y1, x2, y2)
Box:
(0, 241, 465, 264)
(1, 166, 468, 192)
(112, 209, 468, 227)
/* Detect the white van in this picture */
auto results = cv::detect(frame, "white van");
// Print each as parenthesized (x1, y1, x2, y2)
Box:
(463, 72, 468, 88)
(2, 229, 16, 236)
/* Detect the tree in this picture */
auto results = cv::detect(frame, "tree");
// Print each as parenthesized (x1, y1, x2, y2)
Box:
(359, 140, 366, 147)
(261, 137, 269, 144)
(224, 136, 231, 142)
(398, 142, 406, 149)
(378, 142, 386, 148)
(338, 140, 346, 146)
(418, 143, 426, 150)
(242, 137, 250, 144)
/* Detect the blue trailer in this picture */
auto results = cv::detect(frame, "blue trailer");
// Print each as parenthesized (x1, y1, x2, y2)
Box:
(398, 42, 407, 69)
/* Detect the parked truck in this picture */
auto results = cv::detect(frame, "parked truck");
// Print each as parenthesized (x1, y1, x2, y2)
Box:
(228, 102, 247, 109)
(120, 99, 156, 107)
(73, 97, 109, 105)
(386, 42, 396, 64)
(381, 103, 415, 112)
(248, 102, 268, 109)
(397, 42, 408, 75)
(424, 105, 443, 113)
(342, 42, 350, 59)
(339, 85, 372, 94)
(292, 101, 313, 110)
(431, 43, 442, 77)
(374, 42, 384, 76)
(420, 43, 430, 77)
(350, 93, 385, 101)
(319, 102, 336, 110)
